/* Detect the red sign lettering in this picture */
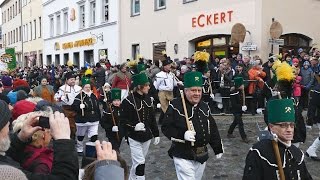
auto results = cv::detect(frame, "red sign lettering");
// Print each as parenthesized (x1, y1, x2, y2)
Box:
(191, 10, 234, 28)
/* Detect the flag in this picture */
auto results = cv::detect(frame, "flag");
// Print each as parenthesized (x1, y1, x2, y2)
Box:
(5, 48, 17, 71)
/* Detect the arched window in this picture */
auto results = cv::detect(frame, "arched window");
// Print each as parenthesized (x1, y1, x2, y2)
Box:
(279, 33, 312, 56)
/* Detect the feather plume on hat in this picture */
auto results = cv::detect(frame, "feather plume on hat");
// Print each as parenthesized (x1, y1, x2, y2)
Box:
(273, 61, 295, 98)
(127, 60, 138, 68)
(194, 51, 210, 74)
(85, 68, 93, 76)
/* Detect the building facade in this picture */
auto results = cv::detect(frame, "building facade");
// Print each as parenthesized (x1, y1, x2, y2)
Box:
(1, 0, 23, 67)
(22, 0, 43, 67)
(120, 0, 320, 63)
(42, 0, 120, 67)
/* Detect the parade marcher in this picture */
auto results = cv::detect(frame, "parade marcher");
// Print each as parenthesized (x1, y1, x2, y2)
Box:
(161, 71, 224, 180)
(93, 62, 106, 90)
(227, 77, 250, 143)
(121, 72, 160, 180)
(112, 63, 132, 101)
(72, 77, 100, 154)
(306, 137, 320, 161)
(54, 71, 82, 139)
(243, 99, 313, 180)
(33, 77, 55, 103)
(101, 88, 124, 152)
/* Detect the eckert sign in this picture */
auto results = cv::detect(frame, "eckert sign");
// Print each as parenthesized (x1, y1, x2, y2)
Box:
(192, 11, 233, 28)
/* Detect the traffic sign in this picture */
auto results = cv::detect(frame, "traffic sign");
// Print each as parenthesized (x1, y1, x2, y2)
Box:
(269, 39, 284, 45)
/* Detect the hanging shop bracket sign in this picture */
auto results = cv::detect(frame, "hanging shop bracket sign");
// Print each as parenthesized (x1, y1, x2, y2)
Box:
(241, 42, 257, 51)
(268, 39, 284, 46)
(61, 38, 95, 50)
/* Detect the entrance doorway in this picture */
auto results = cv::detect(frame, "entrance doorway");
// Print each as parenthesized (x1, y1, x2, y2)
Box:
(73, 52, 80, 67)
(47, 55, 52, 65)
(55, 54, 60, 66)
(84, 50, 94, 66)
(64, 53, 69, 65)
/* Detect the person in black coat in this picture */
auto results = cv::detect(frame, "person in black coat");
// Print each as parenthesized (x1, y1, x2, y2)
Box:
(101, 88, 124, 152)
(243, 99, 313, 180)
(162, 71, 224, 180)
(227, 77, 250, 143)
(72, 77, 101, 154)
(120, 72, 160, 180)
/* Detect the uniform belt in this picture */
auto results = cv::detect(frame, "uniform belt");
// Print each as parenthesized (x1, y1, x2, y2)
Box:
(192, 146, 207, 155)
(311, 90, 320, 94)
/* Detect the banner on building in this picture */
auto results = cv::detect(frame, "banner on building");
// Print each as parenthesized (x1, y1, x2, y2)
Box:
(0, 48, 16, 71)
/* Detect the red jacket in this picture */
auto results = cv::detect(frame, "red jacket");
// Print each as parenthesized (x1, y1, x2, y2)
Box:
(248, 67, 266, 95)
(112, 73, 131, 90)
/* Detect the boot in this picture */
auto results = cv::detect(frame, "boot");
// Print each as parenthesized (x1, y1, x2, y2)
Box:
(76, 140, 84, 153)
(306, 137, 320, 161)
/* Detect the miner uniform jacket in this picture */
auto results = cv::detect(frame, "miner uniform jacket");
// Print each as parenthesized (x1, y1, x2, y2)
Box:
(121, 92, 159, 142)
(72, 92, 101, 124)
(101, 104, 125, 139)
(243, 139, 313, 180)
(161, 97, 224, 164)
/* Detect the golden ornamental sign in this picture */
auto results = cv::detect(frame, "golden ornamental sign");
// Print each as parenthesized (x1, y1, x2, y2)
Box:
(62, 38, 95, 50)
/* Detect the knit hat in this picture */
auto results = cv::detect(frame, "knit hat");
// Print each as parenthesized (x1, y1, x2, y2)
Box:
(303, 61, 310, 66)
(16, 90, 28, 102)
(292, 58, 299, 63)
(0, 165, 28, 180)
(12, 100, 36, 120)
(1, 76, 12, 86)
(0, 100, 11, 131)
(12, 79, 29, 90)
(0, 94, 10, 104)
(7, 91, 18, 105)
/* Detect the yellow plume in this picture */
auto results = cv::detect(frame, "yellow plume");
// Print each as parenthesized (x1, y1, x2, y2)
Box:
(137, 54, 143, 59)
(272, 60, 282, 70)
(276, 62, 295, 81)
(194, 51, 210, 63)
(85, 68, 93, 76)
(127, 60, 138, 68)
(162, 50, 166, 55)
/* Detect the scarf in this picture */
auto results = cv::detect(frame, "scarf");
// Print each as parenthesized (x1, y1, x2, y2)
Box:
(115, 71, 131, 80)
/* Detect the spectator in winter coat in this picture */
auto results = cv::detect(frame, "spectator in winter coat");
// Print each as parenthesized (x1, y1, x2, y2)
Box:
(300, 61, 314, 109)
(112, 63, 131, 101)
(93, 63, 106, 89)
(293, 76, 302, 103)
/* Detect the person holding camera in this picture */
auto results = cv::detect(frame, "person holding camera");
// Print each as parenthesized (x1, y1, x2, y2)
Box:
(121, 72, 160, 180)
(0, 100, 79, 179)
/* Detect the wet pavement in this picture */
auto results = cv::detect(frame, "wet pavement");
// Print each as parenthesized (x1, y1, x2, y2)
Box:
(83, 113, 320, 180)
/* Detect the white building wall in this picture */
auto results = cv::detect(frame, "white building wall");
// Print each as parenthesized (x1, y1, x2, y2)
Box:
(42, 0, 119, 67)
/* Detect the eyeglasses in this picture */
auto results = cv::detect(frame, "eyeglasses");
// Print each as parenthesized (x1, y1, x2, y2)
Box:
(273, 123, 295, 129)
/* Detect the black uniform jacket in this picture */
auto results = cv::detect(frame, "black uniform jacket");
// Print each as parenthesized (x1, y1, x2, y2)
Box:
(243, 139, 312, 180)
(101, 104, 125, 138)
(161, 96, 223, 163)
(3, 133, 79, 180)
(72, 92, 101, 124)
(230, 89, 242, 114)
(120, 92, 159, 142)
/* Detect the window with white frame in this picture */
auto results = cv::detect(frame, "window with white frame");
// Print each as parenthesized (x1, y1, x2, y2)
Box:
(102, 0, 109, 22)
(90, 1, 96, 25)
(19, 26, 21, 41)
(15, 1, 17, 15)
(63, 12, 68, 33)
(13, 4, 15, 17)
(13, 30, 15, 43)
(29, 22, 32, 41)
(183, 0, 197, 4)
(50, 17, 54, 37)
(26, 24, 28, 41)
(16, 28, 18, 41)
(34, 19, 36, 40)
(79, 4, 85, 29)
(39, 17, 41, 37)
(132, 44, 140, 59)
(131, 0, 140, 16)
(155, 0, 166, 10)
(56, 14, 61, 35)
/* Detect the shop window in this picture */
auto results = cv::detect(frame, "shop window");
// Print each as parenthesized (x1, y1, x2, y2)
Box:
(131, 0, 140, 16)
(213, 37, 226, 46)
(63, 12, 68, 33)
(102, 0, 109, 22)
(183, 0, 197, 4)
(280, 33, 311, 56)
(132, 44, 140, 60)
(155, 0, 166, 11)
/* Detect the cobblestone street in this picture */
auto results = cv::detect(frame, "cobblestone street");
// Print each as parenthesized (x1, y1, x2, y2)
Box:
(92, 114, 320, 180)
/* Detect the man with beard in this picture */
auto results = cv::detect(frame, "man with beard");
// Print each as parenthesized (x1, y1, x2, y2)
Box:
(0, 100, 79, 179)
(54, 71, 82, 139)
(243, 99, 313, 180)
(161, 71, 224, 180)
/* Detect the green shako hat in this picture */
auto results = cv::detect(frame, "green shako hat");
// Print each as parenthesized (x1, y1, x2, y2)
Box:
(184, 71, 203, 88)
(267, 99, 295, 124)
(132, 73, 149, 87)
(234, 77, 243, 88)
(137, 64, 146, 73)
(111, 88, 121, 100)
(81, 77, 91, 86)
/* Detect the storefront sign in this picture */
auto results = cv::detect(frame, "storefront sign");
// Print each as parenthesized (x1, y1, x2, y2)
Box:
(179, 1, 255, 33)
(62, 38, 95, 50)
(241, 42, 257, 51)
(268, 39, 284, 46)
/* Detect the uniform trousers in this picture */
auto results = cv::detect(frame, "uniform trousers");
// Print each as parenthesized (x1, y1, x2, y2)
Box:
(128, 138, 151, 180)
(158, 90, 174, 113)
(173, 157, 206, 180)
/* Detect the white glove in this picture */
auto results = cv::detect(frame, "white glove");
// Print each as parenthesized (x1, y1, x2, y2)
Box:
(112, 126, 119, 132)
(256, 108, 263, 114)
(153, 137, 160, 145)
(217, 103, 223, 109)
(210, 94, 215, 99)
(216, 153, 223, 159)
(157, 103, 161, 109)
(80, 103, 85, 109)
(177, 81, 184, 86)
(61, 95, 67, 102)
(103, 98, 108, 102)
(184, 130, 196, 142)
(150, 97, 154, 102)
(242, 105, 247, 112)
(134, 123, 146, 131)
(271, 90, 278, 97)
